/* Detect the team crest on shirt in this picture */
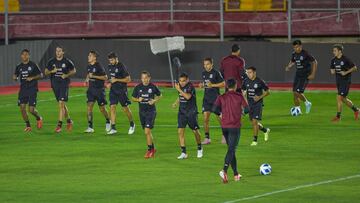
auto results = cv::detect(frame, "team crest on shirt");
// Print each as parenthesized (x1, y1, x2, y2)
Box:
(28, 66, 32, 71)
(115, 68, 118, 73)
(62, 63, 66, 68)
(210, 74, 213, 78)
(148, 88, 152, 93)
(93, 68, 96, 73)
(340, 61, 344, 66)
(300, 56, 303, 60)
(139, 90, 143, 93)
(254, 84, 258, 88)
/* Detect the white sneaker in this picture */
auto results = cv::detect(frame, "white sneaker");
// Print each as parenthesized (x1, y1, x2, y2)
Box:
(305, 101, 312, 114)
(107, 129, 117, 135)
(177, 152, 188, 160)
(84, 127, 94, 133)
(264, 128, 270, 142)
(105, 123, 111, 132)
(250, 141, 258, 146)
(197, 149, 203, 158)
(128, 124, 135, 135)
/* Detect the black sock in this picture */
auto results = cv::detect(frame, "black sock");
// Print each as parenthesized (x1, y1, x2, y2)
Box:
(223, 163, 229, 173)
(336, 112, 341, 118)
(351, 105, 358, 112)
(197, 144, 202, 150)
(205, 132, 210, 139)
(35, 115, 41, 121)
(181, 146, 186, 154)
(25, 121, 30, 127)
(67, 118, 72, 124)
(147, 145, 152, 151)
(259, 125, 267, 133)
(130, 121, 135, 127)
(111, 124, 116, 130)
(88, 121, 93, 128)
(106, 118, 110, 124)
(57, 121, 63, 128)
(151, 143, 154, 149)
(253, 136, 258, 142)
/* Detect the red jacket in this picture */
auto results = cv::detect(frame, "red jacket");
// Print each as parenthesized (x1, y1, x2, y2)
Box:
(220, 55, 246, 89)
(214, 91, 248, 128)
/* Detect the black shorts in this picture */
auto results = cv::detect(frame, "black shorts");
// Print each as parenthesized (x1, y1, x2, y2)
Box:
(293, 77, 308, 93)
(336, 82, 350, 97)
(52, 85, 69, 102)
(87, 88, 107, 106)
(109, 89, 131, 107)
(18, 90, 37, 107)
(178, 112, 200, 130)
(140, 111, 157, 129)
(202, 98, 220, 115)
(249, 103, 263, 120)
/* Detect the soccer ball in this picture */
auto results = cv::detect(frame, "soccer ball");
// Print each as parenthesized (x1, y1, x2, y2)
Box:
(290, 107, 301, 116)
(260, 163, 272, 175)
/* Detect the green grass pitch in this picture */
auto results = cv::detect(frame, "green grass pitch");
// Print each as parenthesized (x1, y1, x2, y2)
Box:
(0, 87, 359, 203)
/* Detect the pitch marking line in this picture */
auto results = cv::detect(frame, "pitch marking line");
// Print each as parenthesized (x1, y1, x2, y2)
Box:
(223, 174, 360, 203)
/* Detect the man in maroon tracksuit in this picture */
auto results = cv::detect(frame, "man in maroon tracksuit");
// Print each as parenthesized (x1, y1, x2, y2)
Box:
(214, 78, 248, 184)
(220, 44, 246, 92)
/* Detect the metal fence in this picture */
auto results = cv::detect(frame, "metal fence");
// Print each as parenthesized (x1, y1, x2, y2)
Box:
(1, 0, 360, 44)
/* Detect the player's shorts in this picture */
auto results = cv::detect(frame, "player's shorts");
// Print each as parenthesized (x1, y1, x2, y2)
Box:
(52, 85, 69, 102)
(178, 111, 200, 130)
(336, 81, 350, 97)
(202, 98, 220, 115)
(18, 89, 37, 107)
(140, 111, 157, 129)
(87, 88, 107, 106)
(109, 89, 131, 107)
(293, 76, 308, 93)
(249, 103, 263, 121)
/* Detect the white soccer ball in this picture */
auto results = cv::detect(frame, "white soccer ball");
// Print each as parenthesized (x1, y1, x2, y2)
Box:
(290, 107, 301, 116)
(260, 163, 272, 175)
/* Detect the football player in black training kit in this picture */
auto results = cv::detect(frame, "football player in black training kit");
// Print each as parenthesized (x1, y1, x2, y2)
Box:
(13, 49, 43, 132)
(106, 52, 135, 135)
(45, 46, 76, 133)
(172, 73, 203, 160)
(83, 50, 111, 133)
(330, 44, 359, 122)
(241, 67, 270, 146)
(199, 58, 225, 145)
(285, 40, 317, 115)
(132, 71, 162, 158)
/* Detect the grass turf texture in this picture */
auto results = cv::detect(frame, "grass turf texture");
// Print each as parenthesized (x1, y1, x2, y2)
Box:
(0, 87, 359, 203)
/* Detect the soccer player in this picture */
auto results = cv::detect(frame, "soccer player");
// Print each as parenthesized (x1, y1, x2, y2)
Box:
(84, 50, 111, 133)
(220, 44, 246, 93)
(214, 78, 248, 183)
(45, 46, 76, 133)
(132, 71, 162, 158)
(285, 40, 317, 114)
(172, 72, 203, 160)
(199, 57, 225, 145)
(330, 44, 359, 122)
(13, 49, 43, 132)
(106, 52, 135, 135)
(241, 67, 270, 146)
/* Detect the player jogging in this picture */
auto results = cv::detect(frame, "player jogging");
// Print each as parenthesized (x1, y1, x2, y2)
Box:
(330, 44, 359, 122)
(13, 49, 43, 132)
(132, 71, 162, 158)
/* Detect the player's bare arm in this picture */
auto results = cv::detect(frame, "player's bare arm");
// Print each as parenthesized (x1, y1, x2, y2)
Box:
(308, 60, 318, 80)
(285, 61, 295, 71)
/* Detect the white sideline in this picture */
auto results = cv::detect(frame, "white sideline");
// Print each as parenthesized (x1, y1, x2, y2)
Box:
(0, 94, 84, 108)
(223, 174, 360, 203)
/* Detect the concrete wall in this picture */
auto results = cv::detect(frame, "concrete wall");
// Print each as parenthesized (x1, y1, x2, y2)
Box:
(1, 39, 359, 86)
